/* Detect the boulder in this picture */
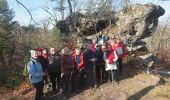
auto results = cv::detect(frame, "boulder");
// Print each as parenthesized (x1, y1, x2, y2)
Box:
(114, 3, 165, 46)
(58, 3, 164, 46)
(56, 3, 165, 72)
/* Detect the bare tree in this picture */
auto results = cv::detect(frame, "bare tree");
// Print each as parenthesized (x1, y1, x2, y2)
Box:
(15, 0, 37, 24)
(67, 0, 73, 16)
(41, 7, 58, 25)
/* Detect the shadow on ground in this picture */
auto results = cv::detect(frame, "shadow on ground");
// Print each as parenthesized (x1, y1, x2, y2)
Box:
(45, 62, 140, 100)
(127, 77, 166, 100)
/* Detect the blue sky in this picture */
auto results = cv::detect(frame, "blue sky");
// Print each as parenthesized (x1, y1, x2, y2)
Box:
(7, 0, 170, 26)
(8, 0, 50, 25)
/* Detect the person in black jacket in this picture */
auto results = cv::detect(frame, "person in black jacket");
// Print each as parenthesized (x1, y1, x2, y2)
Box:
(94, 45, 105, 84)
(83, 44, 97, 88)
(48, 48, 62, 93)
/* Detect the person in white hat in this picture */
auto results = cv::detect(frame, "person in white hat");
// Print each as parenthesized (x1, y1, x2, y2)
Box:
(27, 50, 45, 100)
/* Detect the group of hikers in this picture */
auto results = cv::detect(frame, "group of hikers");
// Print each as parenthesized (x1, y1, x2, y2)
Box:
(26, 32, 127, 100)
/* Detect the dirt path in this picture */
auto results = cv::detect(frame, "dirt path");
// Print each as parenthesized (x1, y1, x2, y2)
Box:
(46, 73, 166, 100)
(68, 74, 162, 100)
(1, 72, 169, 100)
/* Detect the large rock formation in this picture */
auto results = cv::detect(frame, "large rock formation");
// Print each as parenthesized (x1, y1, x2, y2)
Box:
(114, 4, 164, 71)
(86, 3, 165, 47)
(56, 11, 115, 36)
(57, 3, 164, 45)
(56, 3, 165, 72)
(114, 3, 165, 46)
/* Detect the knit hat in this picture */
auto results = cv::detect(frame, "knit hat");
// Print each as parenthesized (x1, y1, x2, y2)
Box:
(36, 48, 43, 52)
(30, 50, 36, 58)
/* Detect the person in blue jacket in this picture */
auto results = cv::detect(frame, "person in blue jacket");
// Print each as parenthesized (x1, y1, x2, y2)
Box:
(27, 50, 45, 100)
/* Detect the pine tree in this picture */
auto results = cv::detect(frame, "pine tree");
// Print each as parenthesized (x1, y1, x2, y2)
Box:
(0, 0, 15, 65)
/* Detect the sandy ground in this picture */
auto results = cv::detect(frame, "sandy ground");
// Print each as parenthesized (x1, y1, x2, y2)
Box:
(1, 64, 170, 100)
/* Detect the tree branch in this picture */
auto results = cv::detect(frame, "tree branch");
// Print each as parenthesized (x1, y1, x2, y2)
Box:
(15, 0, 37, 24)
(41, 7, 58, 22)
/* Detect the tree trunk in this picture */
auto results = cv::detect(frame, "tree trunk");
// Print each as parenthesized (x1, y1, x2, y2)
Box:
(67, 0, 73, 33)
(124, 0, 129, 7)
(7, 45, 16, 65)
(61, 9, 64, 20)
(67, 0, 72, 16)
(0, 51, 5, 66)
(60, 0, 65, 20)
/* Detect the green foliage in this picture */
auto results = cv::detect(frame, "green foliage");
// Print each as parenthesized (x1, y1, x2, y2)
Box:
(52, 27, 60, 41)
(23, 44, 31, 63)
(23, 64, 28, 77)
(0, 0, 15, 65)
(0, 65, 24, 90)
(49, 27, 61, 48)
(0, 0, 15, 42)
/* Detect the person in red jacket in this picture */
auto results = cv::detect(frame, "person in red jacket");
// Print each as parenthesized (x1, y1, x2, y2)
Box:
(72, 48, 84, 71)
(61, 47, 74, 95)
(103, 44, 118, 84)
(72, 48, 86, 90)
(113, 38, 127, 75)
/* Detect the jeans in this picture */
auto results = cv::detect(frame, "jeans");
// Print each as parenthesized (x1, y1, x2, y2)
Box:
(106, 70, 117, 83)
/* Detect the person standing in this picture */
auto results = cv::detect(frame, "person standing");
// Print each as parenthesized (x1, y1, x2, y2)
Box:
(27, 50, 45, 100)
(36, 48, 48, 85)
(48, 48, 62, 93)
(113, 38, 127, 75)
(96, 31, 107, 45)
(72, 48, 86, 90)
(83, 44, 97, 88)
(96, 31, 103, 43)
(95, 45, 105, 84)
(60, 47, 74, 95)
(103, 44, 118, 84)
(41, 49, 49, 85)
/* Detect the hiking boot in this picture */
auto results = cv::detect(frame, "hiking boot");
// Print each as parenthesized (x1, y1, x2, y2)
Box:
(94, 84, 98, 88)
(107, 81, 111, 84)
(112, 81, 119, 85)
